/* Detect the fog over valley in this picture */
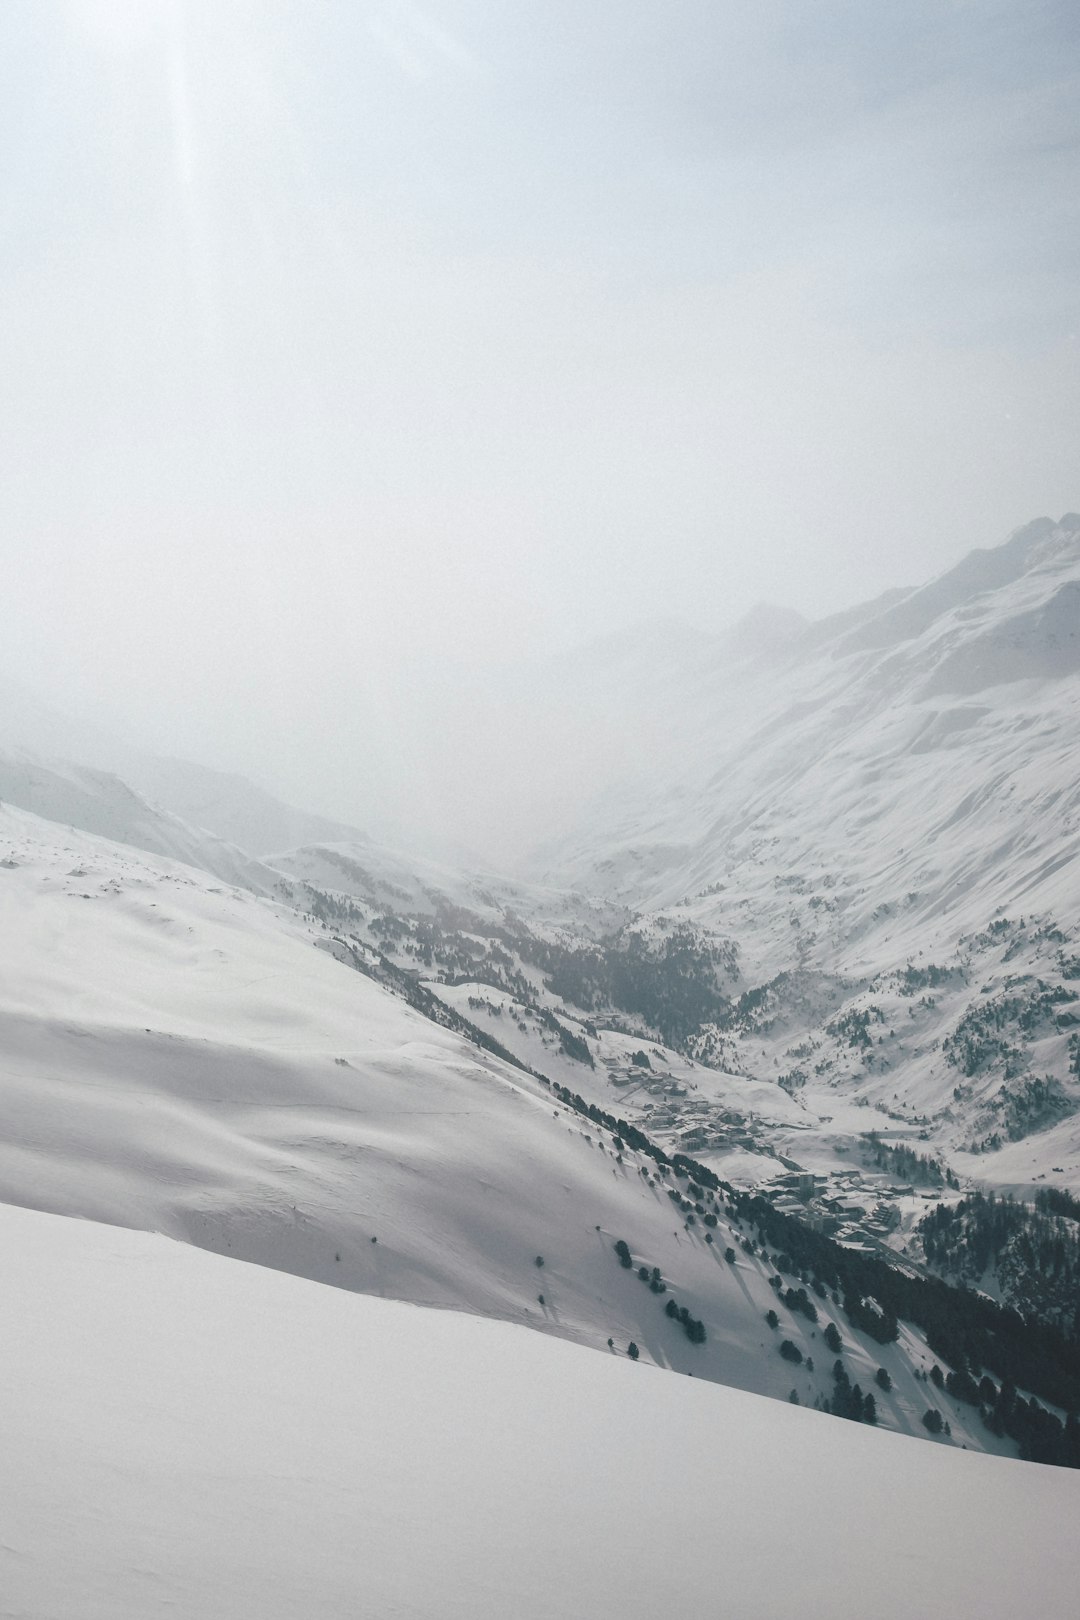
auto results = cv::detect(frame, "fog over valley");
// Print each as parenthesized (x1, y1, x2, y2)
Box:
(2, 4, 1080, 1615)
(3, 2, 1079, 854)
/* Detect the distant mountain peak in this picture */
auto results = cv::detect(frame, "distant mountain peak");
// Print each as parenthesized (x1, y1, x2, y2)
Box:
(723, 602, 808, 659)
(837, 513, 1080, 656)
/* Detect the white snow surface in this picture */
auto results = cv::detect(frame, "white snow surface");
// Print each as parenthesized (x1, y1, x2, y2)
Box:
(3, 1200, 1077, 1620)
(0, 668, 366, 856)
(0, 803, 1004, 1447)
(536, 516, 1080, 961)
(0, 747, 278, 894)
(522, 515, 1080, 1188)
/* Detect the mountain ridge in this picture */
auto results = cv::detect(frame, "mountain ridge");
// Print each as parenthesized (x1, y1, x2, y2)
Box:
(2, 512, 1080, 1466)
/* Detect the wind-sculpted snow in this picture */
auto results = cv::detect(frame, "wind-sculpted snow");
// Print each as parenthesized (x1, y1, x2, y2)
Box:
(925, 577, 1080, 695)
(3, 1202, 1078, 1620)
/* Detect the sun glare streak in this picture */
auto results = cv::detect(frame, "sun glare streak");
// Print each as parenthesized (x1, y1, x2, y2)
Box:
(162, 3, 214, 331)
(165, 3, 196, 191)
(152, 1, 246, 472)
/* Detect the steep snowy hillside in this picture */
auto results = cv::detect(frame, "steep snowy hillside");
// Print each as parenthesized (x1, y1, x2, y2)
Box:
(522, 516, 1080, 1203)
(8, 1204, 1078, 1620)
(5, 802, 1070, 1456)
(3, 519, 1080, 1468)
(540, 515, 1080, 936)
(0, 669, 367, 857)
(115, 753, 367, 857)
(273, 836, 630, 938)
(0, 749, 278, 892)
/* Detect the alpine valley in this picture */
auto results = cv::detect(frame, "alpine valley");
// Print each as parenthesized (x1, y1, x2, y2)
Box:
(4, 516, 1080, 1613)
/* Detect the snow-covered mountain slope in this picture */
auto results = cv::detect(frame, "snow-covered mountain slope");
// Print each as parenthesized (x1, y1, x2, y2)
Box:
(273, 836, 630, 939)
(523, 516, 1080, 1194)
(3, 518, 1080, 1468)
(0, 803, 1034, 1451)
(5, 1201, 1078, 1620)
(0, 748, 278, 893)
(0, 667, 368, 857)
(537, 515, 1080, 937)
(114, 753, 367, 858)
(0, 671, 610, 939)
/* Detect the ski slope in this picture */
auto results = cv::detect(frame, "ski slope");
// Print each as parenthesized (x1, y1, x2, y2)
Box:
(3, 1201, 1077, 1620)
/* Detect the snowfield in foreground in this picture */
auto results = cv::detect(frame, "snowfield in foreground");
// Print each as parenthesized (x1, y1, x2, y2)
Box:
(3, 1202, 1077, 1620)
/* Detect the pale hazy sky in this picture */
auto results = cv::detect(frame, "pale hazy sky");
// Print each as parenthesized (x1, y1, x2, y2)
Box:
(1, 1, 1077, 836)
